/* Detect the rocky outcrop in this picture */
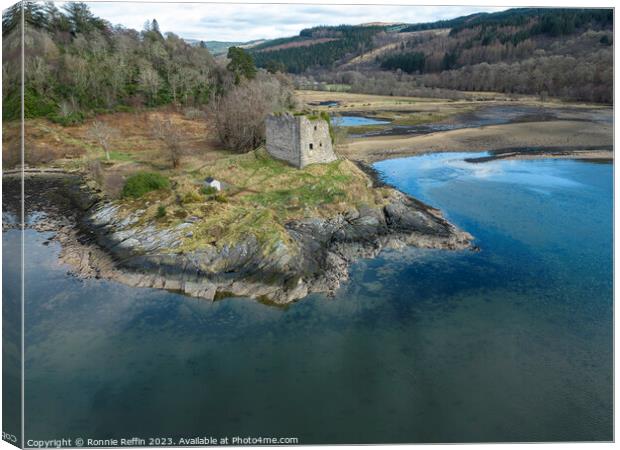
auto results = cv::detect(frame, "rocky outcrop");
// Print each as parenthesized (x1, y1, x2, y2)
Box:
(4, 173, 473, 304)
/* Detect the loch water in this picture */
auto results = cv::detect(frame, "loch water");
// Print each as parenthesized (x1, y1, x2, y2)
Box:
(3, 152, 612, 443)
(333, 116, 391, 127)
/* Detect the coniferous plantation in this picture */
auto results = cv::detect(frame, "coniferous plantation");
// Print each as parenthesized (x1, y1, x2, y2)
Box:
(253, 8, 612, 102)
(1, 2, 614, 447)
(252, 25, 384, 73)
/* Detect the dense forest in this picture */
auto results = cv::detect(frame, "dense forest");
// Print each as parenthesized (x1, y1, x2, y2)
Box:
(399, 8, 612, 34)
(378, 9, 613, 102)
(2, 1, 229, 122)
(380, 8, 612, 75)
(2, 3, 614, 113)
(446, 8, 612, 36)
(252, 25, 384, 73)
(254, 8, 613, 103)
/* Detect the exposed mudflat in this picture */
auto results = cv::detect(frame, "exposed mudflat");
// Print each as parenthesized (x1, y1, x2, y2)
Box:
(344, 117, 613, 163)
(302, 91, 613, 163)
(351, 104, 612, 138)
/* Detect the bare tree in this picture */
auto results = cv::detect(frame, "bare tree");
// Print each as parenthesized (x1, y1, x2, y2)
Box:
(150, 117, 183, 169)
(138, 64, 162, 105)
(88, 120, 118, 161)
(329, 113, 349, 148)
(210, 75, 296, 152)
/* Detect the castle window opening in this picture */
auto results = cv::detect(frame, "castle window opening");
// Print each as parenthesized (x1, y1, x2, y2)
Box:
(265, 113, 337, 169)
(314, 125, 317, 130)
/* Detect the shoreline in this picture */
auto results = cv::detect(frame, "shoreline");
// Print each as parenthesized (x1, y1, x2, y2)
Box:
(341, 118, 613, 163)
(3, 171, 474, 304)
(464, 148, 613, 164)
(4, 99, 611, 304)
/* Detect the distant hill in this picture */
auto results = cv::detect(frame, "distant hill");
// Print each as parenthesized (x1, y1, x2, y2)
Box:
(184, 39, 265, 55)
(401, 7, 611, 34)
(251, 24, 386, 73)
(378, 8, 612, 77)
(248, 8, 613, 102)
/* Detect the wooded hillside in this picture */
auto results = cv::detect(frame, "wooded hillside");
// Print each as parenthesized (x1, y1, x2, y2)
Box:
(3, 4, 613, 108)
(2, 1, 224, 121)
(253, 8, 614, 103)
(252, 25, 384, 73)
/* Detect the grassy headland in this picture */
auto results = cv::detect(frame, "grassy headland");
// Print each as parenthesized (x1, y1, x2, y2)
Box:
(133, 149, 391, 255)
(5, 89, 611, 261)
(5, 106, 392, 257)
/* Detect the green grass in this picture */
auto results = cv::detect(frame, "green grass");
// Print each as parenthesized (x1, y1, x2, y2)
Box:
(243, 159, 353, 219)
(106, 151, 135, 161)
(247, 181, 347, 212)
(119, 148, 391, 256)
(200, 186, 219, 196)
(121, 172, 170, 198)
(156, 205, 167, 218)
(176, 204, 290, 255)
(237, 150, 289, 177)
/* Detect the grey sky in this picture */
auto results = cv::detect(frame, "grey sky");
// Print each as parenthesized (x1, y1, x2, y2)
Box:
(83, 2, 508, 42)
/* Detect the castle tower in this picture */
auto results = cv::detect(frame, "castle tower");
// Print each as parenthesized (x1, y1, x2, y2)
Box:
(265, 113, 337, 169)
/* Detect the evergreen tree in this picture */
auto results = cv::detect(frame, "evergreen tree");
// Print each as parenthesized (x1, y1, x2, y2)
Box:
(265, 60, 286, 74)
(227, 47, 257, 83)
(381, 52, 426, 74)
(2, 1, 47, 35)
(62, 2, 107, 34)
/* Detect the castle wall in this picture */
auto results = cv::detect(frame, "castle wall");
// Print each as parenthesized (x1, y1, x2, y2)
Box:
(265, 114, 337, 169)
(265, 115, 300, 168)
(298, 117, 337, 168)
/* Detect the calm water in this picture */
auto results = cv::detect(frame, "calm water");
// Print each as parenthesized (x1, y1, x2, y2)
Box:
(4, 153, 612, 444)
(333, 116, 391, 127)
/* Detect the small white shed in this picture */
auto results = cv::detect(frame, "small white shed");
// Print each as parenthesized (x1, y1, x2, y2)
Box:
(204, 177, 221, 191)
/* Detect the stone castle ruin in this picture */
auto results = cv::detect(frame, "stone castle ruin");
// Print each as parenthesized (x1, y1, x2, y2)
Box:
(265, 113, 338, 169)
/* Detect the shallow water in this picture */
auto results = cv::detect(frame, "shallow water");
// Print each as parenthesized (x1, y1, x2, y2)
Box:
(4, 153, 612, 443)
(333, 115, 391, 127)
(355, 105, 612, 138)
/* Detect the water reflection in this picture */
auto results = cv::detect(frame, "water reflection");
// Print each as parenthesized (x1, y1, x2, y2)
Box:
(12, 153, 613, 443)
(333, 116, 391, 127)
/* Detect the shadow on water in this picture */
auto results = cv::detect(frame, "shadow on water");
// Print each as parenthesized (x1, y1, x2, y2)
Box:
(6, 152, 613, 443)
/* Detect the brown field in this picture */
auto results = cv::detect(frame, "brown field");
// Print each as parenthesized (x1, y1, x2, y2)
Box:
(3, 108, 235, 197)
(4, 90, 611, 198)
(3, 105, 391, 251)
(296, 89, 543, 113)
